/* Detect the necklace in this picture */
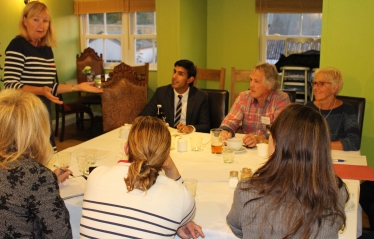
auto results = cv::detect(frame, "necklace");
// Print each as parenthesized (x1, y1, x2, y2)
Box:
(318, 98, 336, 119)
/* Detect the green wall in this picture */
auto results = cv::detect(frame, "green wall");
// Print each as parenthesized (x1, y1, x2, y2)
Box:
(0, 1, 27, 86)
(0, 0, 79, 86)
(156, 0, 207, 89)
(321, 0, 374, 167)
(206, 0, 259, 93)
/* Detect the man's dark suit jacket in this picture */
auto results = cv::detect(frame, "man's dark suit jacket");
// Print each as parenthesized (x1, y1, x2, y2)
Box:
(138, 85, 210, 133)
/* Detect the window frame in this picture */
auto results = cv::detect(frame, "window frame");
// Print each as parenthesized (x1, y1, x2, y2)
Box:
(260, 13, 321, 64)
(79, 12, 157, 71)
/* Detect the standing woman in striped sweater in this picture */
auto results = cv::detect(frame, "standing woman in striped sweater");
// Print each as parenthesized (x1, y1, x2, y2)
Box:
(3, 1, 102, 151)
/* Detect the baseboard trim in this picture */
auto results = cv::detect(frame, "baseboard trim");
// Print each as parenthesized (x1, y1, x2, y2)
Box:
(52, 112, 101, 129)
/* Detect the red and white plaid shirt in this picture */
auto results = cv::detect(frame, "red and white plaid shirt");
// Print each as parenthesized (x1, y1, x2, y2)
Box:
(220, 89, 290, 136)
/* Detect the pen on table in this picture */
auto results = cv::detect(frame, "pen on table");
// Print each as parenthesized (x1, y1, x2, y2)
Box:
(333, 159, 345, 162)
(53, 165, 74, 177)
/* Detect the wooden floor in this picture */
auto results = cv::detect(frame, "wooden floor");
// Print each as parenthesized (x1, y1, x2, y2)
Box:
(55, 124, 90, 151)
(55, 116, 103, 151)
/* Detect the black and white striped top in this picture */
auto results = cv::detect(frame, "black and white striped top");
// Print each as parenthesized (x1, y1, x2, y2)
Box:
(80, 163, 196, 238)
(4, 36, 59, 112)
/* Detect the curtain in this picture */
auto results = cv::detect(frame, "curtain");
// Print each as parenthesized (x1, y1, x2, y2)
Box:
(74, 0, 155, 14)
(255, 0, 322, 13)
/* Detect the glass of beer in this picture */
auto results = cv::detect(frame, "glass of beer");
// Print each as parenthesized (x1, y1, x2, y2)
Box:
(210, 128, 223, 154)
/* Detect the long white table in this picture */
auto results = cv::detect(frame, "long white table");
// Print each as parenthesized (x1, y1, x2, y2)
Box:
(57, 127, 366, 239)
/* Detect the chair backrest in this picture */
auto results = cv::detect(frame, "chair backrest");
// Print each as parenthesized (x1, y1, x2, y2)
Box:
(201, 89, 229, 129)
(194, 67, 226, 90)
(101, 62, 148, 132)
(284, 37, 315, 56)
(336, 95, 365, 143)
(131, 63, 150, 83)
(312, 38, 321, 51)
(230, 67, 251, 106)
(281, 88, 297, 103)
(76, 47, 104, 87)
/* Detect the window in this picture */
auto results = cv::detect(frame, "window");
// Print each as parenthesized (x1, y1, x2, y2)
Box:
(80, 12, 157, 70)
(260, 13, 322, 64)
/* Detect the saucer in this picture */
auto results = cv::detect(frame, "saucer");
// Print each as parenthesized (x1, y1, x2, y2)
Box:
(235, 147, 247, 154)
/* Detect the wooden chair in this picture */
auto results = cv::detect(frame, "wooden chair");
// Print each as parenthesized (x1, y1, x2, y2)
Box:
(131, 63, 150, 81)
(201, 89, 229, 129)
(54, 75, 94, 142)
(230, 67, 251, 106)
(76, 47, 104, 106)
(280, 37, 315, 103)
(101, 62, 148, 132)
(194, 67, 226, 90)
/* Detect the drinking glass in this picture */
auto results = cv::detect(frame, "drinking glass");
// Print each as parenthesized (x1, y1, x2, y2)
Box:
(116, 141, 127, 159)
(84, 149, 97, 165)
(77, 155, 90, 175)
(254, 129, 266, 143)
(190, 137, 203, 151)
(87, 71, 95, 82)
(210, 128, 223, 154)
(222, 147, 235, 163)
(57, 152, 72, 168)
(184, 178, 198, 197)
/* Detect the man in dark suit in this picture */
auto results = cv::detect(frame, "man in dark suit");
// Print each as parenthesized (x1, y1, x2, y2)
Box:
(138, 59, 210, 133)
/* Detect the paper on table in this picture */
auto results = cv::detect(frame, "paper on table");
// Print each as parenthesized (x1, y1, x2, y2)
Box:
(333, 164, 374, 181)
(59, 176, 87, 200)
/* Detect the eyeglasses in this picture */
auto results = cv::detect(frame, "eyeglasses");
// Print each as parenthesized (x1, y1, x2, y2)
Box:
(311, 81, 332, 87)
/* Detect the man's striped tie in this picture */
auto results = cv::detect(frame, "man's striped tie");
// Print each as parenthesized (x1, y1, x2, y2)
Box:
(174, 95, 183, 128)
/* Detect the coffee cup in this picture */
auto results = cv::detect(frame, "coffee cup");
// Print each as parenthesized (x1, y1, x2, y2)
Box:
(257, 143, 269, 158)
(226, 137, 243, 150)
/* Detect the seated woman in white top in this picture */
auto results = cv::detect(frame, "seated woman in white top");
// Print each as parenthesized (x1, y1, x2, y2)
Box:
(80, 116, 204, 239)
(227, 104, 348, 238)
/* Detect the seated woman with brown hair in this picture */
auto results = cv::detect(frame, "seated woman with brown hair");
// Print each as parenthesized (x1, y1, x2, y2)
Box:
(0, 90, 72, 238)
(80, 116, 204, 239)
(227, 103, 348, 238)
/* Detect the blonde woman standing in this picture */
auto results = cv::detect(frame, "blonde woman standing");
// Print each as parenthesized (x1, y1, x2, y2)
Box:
(4, 2, 102, 151)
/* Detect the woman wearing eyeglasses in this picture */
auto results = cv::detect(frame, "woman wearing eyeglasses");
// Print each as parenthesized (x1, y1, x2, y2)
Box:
(305, 67, 360, 151)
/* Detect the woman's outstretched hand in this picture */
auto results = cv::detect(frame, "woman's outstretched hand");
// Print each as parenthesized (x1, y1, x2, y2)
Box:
(78, 82, 103, 93)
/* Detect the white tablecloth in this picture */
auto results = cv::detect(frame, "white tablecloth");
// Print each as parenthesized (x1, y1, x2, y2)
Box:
(60, 127, 365, 239)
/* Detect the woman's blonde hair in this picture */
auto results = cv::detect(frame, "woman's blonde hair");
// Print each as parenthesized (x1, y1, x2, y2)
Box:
(314, 67, 344, 95)
(19, 1, 57, 47)
(125, 116, 171, 192)
(0, 90, 53, 169)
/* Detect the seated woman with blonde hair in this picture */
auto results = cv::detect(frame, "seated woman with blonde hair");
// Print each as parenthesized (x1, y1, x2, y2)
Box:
(227, 104, 348, 238)
(0, 90, 72, 238)
(80, 116, 204, 239)
(306, 67, 360, 151)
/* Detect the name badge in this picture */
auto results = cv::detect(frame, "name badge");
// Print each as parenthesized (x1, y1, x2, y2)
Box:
(261, 116, 270, 125)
